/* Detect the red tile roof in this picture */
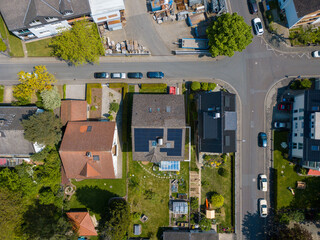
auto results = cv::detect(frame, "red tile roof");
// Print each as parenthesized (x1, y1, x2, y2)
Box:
(59, 121, 116, 179)
(308, 169, 320, 176)
(66, 212, 97, 236)
(61, 100, 87, 125)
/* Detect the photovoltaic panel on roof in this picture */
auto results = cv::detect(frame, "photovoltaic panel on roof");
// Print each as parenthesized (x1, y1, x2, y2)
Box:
(160, 129, 183, 156)
(134, 128, 163, 152)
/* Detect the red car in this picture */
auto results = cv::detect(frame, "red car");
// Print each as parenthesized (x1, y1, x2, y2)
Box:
(169, 86, 176, 95)
(278, 102, 292, 111)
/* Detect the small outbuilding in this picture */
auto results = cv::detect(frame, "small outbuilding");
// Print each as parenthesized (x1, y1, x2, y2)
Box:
(134, 224, 142, 235)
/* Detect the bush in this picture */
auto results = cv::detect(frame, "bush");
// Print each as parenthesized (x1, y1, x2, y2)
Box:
(190, 197, 199, 210)
(90, 105, 97, 111)
(199, 217, 211, 231)
(300, 79, 312, 89)
(110, 102, 119, 112)
(208, 83, 217, 91)
(0, 85, 4, 102)
(191, 82, 201, 91)
(0, 38, 7, 52)
(211, 193, 224, 208)
(298, 167, 308, 175)
(201, 82, 208, 91)
(132, 212, 141, 221)
(218, 168, 229, 177)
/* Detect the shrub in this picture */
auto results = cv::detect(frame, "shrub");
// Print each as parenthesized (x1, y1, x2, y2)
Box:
(201, 82, 208, 91)
(90, 106, 97, 111)
(0, 39, 7, 52)
(211, 193, 224, 208)
(300, 79, 312, 89)
(63, 84, 66, 99)
(0, 85, 4, 102)
(218, 168, 229, 177)
(298, 167, 308, 175)
(191, 82, 201, 91)
(199, 217, 211, 231)
(132, 212, 141, 221)
(110, 102, 119, 112)
(208, 83, 217, 91)
(190, 197, 199, 210)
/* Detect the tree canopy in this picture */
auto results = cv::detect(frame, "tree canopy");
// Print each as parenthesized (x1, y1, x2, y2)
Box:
(273, 224, 312, 240)
(13, 65, 56, 103)
(199, 217, 211, 231)
(51, 20, 104, 66)
(206, 13, 253, 57)
(211, 193, 224, 208)
(40, 86, 61, 110)
(100, 199, 131, 240)
(22, 111, 62, 147)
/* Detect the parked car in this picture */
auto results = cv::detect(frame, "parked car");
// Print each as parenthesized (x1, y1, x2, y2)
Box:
(258, 132, 267, 148)
(259, 199, 268, 218)
(147, 71, 164, 79)
(127, 72, 143, 79)
(248, 0, 258, 14)
(278, 102, 292, 111)
(274, 121, 290, 129)
(94, 72, 109, 79)
(252, 18, 264, 35)
(312, 51, 320, 58)
(111, 73, 126, 79)
(259, 174, 268, 191)
(169, 86, 176, 95)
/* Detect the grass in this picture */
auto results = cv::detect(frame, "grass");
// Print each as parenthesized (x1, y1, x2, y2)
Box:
(128, 159, 169, 239)
(201, 154, 233, 229)
(86, 83, 102, 104)
(0, 15, 24, 57)
(0, 85, 4, 102)
(129, 85, 135, 93)
(139, 83, 167, 93)
(26, 38, 53, 57)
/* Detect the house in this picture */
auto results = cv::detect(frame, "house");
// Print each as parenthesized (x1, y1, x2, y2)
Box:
(197, 92, 237, 156)
(171, 201, 188, 214)
(59, 121, 120, 179)
(131, 94, 186, 163)
(0, 0, 91, 41)
(278, 0, 320, 28)
(0, 106, 38, 167)
(60, 100, 87, 126)
(88, 0, 125, 31)
(163, 230, 219, 240)
(66, 211, 97, 237)
(134, 224, 142, 236)
(291, 90, 320, 170)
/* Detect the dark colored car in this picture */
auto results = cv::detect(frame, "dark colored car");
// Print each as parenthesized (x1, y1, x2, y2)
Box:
(258, 132, 267, 148)
(147, 71, 164, 79)
(127, 72, 143, 79)
(274, 122, 290, 129)
(94, 72, 109, 79)
(248, 0, 258, 14)
(278, 102, 292, 111)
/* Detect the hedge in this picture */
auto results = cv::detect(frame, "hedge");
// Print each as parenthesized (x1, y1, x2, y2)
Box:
(63, 84, 66, 99)
(0, 85, 4, 102)
(86, 83, 102, 104)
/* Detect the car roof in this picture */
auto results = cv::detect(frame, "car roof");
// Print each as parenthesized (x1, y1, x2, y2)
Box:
(260, 199, 267, 204)
(260, 174, 267, 178)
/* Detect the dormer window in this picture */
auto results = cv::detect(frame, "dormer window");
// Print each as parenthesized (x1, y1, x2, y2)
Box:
(30, 20, 41, 26)
(45, 17, 58, 22)
(64, 10, 73, 16)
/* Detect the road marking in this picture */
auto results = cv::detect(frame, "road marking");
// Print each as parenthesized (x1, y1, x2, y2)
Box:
(251, 121, 254, 128)
(253, 178, 256, 182)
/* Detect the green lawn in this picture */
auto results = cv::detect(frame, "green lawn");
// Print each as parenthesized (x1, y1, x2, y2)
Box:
(274, 131, 320, 210)
(128, 158, 169, 240)
(26, 38, 53, 57)
(0, 15, 7, 39)
(139, 83, 167, 93)
(0, 85, 4, 102)
(201, 154, 234, 228)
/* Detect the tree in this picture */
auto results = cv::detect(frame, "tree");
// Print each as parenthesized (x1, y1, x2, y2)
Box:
(190, 197, 199, 211)
(206, 13, 253, 57)
(208, 83, 217, 91)
(300, 79, 312, 89)
(0, 39, 7, 52)
(218, 167, 229, 177)
(211, 193, 224, 208)
(51, 20, 104, 66)
(22, 111, 62, 147)
(40, 86, 61, 110)
(274, 224, 312, 240)
(0, 187, 24, 239)
(100, 199, 131, 240)
(199, 217, 211, 231)
(191, 81, 201, 91)
(279, 210, 305, 224)
(13, 65, 56, 103)
(201, 82, 208, 91)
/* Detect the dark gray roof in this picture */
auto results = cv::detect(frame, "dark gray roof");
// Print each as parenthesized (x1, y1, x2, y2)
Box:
(293, 0, 320, 18)
(0, 106, 37, 156)
(132, 94, 186, 128)
(0, 0, 91, 31)
(303, 90, 320, 164)
(198, 91, 237, 153)
(163, 231, 219, 240)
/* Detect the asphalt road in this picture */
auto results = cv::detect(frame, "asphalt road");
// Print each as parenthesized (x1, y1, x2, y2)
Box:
(0, 1, 320, 239)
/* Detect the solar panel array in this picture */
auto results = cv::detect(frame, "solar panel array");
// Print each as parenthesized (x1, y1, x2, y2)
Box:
(160, 129, 183, 156)
(134, 128, 164, 152)
(160, 161, 180, 171)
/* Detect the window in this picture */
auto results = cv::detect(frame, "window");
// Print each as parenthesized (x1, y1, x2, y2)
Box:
(294, 110, 298, 113)
(93, 155, 100, 161)
(39, 30, 50, 35)
(294, 117, 297, 120)
(311, 145, 320, 151)
(298, 143, 303, 149)
(87, 126, 92, 132)
(294, 133, 297, 137)
(300, 133, 303, 137)
(299, 108, 304, 112)
(293, 142, 297, 149)
(311, 115, 315, 119)
(301, 122, 304, 128)
(295, 122, 298, 128)
(30, 20, 41, 26)
(18, 29, 30, 34)
(299, 116, 304, 120)
(45, 17, 58, 22)
(312, 106, 319, 111)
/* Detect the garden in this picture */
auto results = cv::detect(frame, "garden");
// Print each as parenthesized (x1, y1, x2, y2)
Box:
(289, 27, 320, 46)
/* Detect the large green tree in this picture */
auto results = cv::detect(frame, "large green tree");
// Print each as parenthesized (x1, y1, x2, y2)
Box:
(211, 193, 224, 208)
(273, 224, 312, 240)
(22, 111, 62, 147)
(206, 13, 253, 57)
(40, 86, 61, 110)
(100, 199, 131, 240)
(51, 20, 104, 65)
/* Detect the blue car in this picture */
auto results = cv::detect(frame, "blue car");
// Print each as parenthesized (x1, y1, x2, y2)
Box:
(258, 132, 267, 148)
(147, 71, 164, 79)
(127, 72, 143, 79)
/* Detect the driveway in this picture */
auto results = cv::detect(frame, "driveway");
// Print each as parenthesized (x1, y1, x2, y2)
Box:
(65, 84, 86, 100)
(124, 0, 171, 56)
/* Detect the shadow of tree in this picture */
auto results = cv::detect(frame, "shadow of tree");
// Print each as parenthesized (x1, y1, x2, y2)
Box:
(75, 186, 119, 216)
(242, 211, 269, 239)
